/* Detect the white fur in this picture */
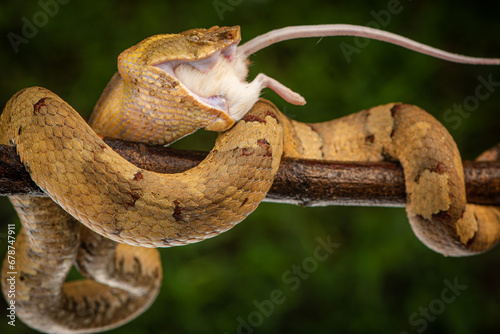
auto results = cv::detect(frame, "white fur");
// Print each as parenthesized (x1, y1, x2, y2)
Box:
(174, 56, 263, 121)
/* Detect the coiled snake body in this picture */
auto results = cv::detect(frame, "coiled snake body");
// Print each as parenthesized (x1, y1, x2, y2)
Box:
(1, 26, 499, 333)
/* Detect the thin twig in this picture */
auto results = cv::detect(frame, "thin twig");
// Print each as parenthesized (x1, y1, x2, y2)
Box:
(0, 139, 498, 207)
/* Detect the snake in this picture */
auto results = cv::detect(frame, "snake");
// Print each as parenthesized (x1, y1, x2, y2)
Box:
(1, 25, 499, 333)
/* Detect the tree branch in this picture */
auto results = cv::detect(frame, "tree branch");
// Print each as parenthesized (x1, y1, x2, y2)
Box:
(0, 139, 498, 207)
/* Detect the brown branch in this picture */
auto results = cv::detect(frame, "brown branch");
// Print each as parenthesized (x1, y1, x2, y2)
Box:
(0, 139, 499, 207)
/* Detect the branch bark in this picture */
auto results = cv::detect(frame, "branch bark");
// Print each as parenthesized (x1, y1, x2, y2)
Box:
(0, 139, 498, 207)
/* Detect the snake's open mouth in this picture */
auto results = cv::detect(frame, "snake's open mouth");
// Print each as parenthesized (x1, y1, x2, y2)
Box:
(156, 42, 305, 122)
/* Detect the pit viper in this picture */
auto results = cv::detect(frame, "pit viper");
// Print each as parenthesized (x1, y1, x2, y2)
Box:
(1, 25, 499, 333)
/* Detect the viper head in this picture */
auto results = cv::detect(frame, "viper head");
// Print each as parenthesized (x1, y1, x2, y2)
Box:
(118, 26, 305, 133)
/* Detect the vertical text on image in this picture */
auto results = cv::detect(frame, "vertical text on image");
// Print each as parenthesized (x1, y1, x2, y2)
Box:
(5, 224, 17, 327)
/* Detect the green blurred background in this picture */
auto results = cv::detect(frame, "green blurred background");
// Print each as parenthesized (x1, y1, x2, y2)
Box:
(0, 0, 499, 333)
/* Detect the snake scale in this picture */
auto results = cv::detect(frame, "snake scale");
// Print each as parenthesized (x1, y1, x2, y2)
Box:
(1, 25, 499, 333)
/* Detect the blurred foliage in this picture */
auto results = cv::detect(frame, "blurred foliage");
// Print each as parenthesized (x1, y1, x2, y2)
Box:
(0, 0, 499, 333)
